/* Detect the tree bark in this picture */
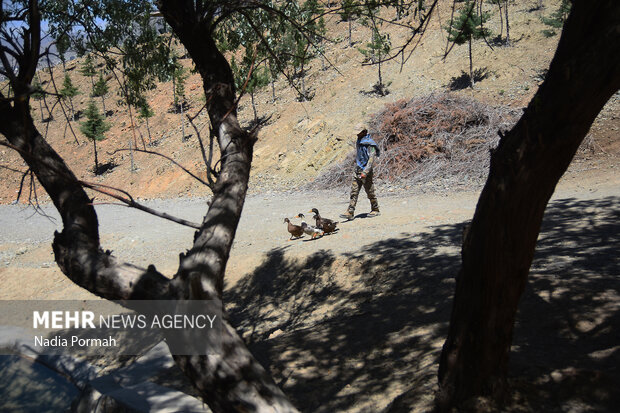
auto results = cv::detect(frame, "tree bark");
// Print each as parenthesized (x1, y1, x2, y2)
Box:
(504, 0, 510, 45)
(436, 1, 620, 410)
(468, 37, 474, 87)
(1, 2, 298, 412)
(93, 138, 99, 172)
(156, 2, 298, 411)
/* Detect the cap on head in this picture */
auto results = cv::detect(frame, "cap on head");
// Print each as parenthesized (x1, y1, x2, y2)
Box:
(355, 123, 368, 138)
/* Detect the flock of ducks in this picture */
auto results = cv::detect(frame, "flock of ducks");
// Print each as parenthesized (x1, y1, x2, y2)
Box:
(284, 208, 338, 240)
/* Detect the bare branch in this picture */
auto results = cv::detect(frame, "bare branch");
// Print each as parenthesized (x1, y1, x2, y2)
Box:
(78, 180, 202, 229)
(0, 140, 202, 229)
(185, 107, 217, 189)
(44, 55, 80, 145)
(110, 147, 211, 188)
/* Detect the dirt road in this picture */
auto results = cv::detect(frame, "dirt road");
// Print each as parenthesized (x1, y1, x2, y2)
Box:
(0, 170, 618, 412)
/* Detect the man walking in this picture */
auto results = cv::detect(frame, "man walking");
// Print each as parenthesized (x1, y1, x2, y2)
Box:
(340, 123, 381, 220)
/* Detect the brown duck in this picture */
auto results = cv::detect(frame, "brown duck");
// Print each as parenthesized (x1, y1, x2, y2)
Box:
(308, 208, 338, 234)
(296, 213, 324, 239)
(284, 218, 304, 240)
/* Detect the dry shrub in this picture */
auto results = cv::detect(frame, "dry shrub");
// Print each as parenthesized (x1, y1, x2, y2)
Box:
(312, 93, 519, 190)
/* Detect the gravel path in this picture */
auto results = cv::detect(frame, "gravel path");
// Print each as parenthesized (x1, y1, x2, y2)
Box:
(0, 173, 617, 296)
(0, 173, 618, 412)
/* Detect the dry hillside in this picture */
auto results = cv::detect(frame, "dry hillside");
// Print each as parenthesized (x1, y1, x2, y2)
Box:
(0, 0, 618, 204)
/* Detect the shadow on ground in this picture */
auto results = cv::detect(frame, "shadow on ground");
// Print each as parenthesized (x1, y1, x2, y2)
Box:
(226, 196, 619, 412)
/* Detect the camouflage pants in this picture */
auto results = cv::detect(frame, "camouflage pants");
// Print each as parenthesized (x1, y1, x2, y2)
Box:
(347, 167, 379, 213)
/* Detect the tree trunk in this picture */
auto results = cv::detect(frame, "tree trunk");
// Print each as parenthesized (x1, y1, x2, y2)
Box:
(93, 138, 99, 173)
(69, 97, 75, 121)
(156, 2, 299, 411)
(251, 91, 258, 123)
(436, 1, 620, 410)
(504, 0, 510, 46)
(348, 20, 352, 47)
(497, 2, 503, 39)
(468, 37, 474, 87)
(38, 99, 44, 122)
(100, 95, 107, 116)
(145, 117, 152, 144)
(180, 98, 185, 140)
(42, 96, 52, 121)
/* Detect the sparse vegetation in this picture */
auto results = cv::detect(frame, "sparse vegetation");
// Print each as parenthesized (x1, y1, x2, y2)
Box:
(312, 93, 519, 188)
(445, 0, 492, 87)
(80, 100, 111, 174)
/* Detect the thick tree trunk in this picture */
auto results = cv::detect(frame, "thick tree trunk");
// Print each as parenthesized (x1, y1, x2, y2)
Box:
(156, 2, 298, 411)
(436, 1, 620, 410)
(2, 2, 297, 411)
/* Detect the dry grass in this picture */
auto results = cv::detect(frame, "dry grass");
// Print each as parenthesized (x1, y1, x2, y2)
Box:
(311, 93, 520, 189)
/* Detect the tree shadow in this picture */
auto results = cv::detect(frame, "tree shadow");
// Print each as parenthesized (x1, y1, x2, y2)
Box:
(509, 196, 620, 411)
(93, 160, 118, 176)
(227, 224, 462, 412)
(360, 82, 391, 97)
(226, 195, 619, 412)
(447, 68, 491, 90)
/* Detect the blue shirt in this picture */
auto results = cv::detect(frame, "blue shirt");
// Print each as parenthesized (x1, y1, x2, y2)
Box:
(356, 134, 380, 169)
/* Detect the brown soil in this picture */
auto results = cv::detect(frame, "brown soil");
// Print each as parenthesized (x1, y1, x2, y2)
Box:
(0, 0, 617, 203)
(1, 1, 619, 412)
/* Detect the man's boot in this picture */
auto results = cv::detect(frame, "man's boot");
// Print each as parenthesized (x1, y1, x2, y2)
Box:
(368, 198, 380, 217)
(339, 208, 355, 220)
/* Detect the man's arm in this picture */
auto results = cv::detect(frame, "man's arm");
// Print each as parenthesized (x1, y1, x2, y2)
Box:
(361, 146, 377, 178)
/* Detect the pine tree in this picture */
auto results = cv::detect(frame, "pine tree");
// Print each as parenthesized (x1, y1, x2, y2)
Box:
(231, 51, 270, 123)
(60, 73, 80, 121)
(340, 0, 361, 47)
(358, 26, 392, 95)
(92, 73, 109, 115)
(138, 102, 155, 145)
(56, 33, 70, 72)
(79, 100, 110, 173)
(172, 62, 188, 139)
(541, 0, 571, 37)
(80, 54, 97, 89)
(31, 78, 47, 122)
(445, 1, 491, 87)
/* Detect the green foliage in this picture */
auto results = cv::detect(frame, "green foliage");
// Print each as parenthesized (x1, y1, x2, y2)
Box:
(231, 48, 270, 95)
(80, 100, 110, 142)
(358, 27, 391, 64)
(340, 0, 361, 22)
(92, 73, 109, 97)
(56, 33, 71, 65)
(80, 55, 97, 78)
(138, 102, 154, 120)
(31, 78, 45, 101)
(445, 1, 491, 45)
(45, 0, 176, 112)
(214, 0, 326, 101)
(60, 74, 80, 99)
(541, 0, 572, 32)
(173, 63, 188, 107)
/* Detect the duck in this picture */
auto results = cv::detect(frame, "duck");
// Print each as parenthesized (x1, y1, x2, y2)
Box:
(284, 218, 304, 240)
(308, 208, 338, 234)
(296, 213, 324, 239)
